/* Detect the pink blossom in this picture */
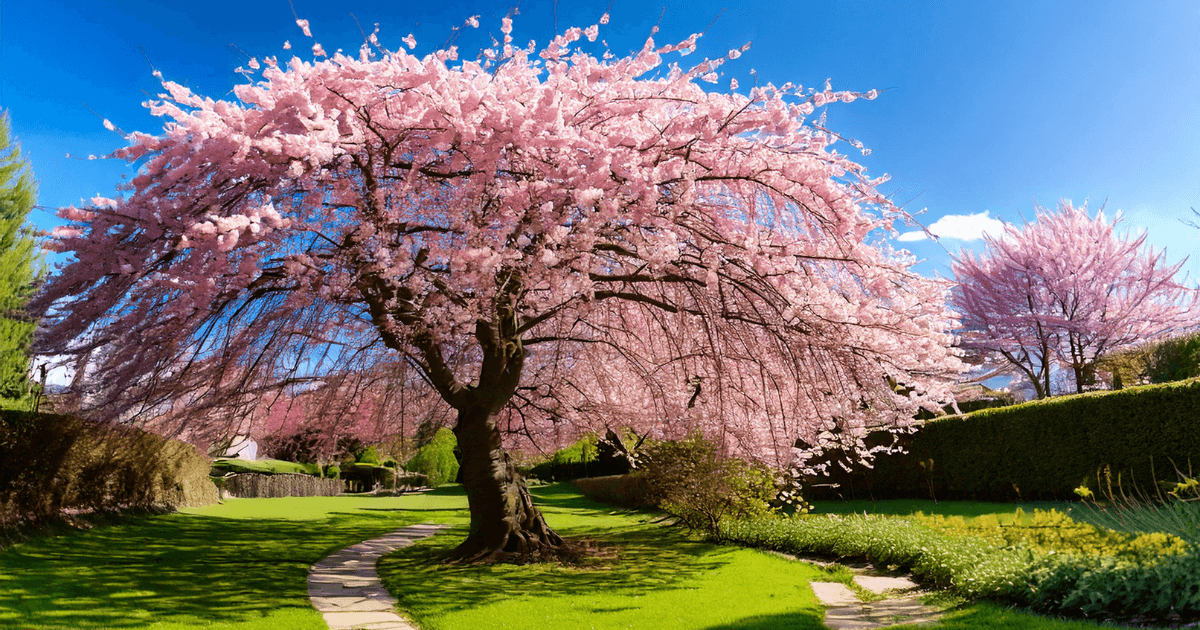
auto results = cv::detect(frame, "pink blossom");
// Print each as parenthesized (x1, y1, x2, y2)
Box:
(296, 19, 311, 37)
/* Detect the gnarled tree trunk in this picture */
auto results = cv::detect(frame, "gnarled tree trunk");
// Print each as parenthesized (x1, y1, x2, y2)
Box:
(449, 402, 564, 563)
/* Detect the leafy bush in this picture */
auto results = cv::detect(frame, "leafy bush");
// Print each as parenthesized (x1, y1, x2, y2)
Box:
(356, 445, 382, 465)
(340, 462, 395, 492)
(909, 508, 1187, 562)
(721, 512, 1200, 620)
(0, 411, 218, 521)
(524, 434, 633, 481)
(833, 378, 1200, 501)
(638, 434, 776, 534)
(406, 427, 459, 487)
(323, 463, 340, 479)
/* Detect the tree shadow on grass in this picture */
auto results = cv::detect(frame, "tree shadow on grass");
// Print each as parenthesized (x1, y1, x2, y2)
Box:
(702, 611, 827, 630)
(379, 523, 740, 613)
(0, 509, 447, 629)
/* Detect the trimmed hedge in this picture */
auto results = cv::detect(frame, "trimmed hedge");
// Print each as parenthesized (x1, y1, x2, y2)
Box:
(572, 474, 653, 509)
(0, 411, 218, 520)
(221, 473, 343, 498)
(821, 378, 1200, 502)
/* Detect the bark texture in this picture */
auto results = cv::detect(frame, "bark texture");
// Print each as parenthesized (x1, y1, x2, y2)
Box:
(450, 404, 563, 562)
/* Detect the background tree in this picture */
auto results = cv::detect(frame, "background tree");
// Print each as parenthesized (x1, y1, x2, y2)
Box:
(33, 15, 962, 561)
(0, 112, 42, 401)
(953, 201, 1198, 398)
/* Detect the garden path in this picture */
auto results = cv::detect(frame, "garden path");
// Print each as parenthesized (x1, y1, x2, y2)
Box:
(807, 558, 943, 629)
(308, 523, 446, 630)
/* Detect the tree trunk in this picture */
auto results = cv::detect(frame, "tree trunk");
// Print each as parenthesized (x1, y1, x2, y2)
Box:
(449, 404, 563, 563)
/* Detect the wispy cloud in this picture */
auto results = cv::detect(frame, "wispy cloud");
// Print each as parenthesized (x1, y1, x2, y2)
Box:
(897, 211, 1006, 242)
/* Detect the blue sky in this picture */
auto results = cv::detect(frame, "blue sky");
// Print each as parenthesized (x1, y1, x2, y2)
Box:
(4, 0, 1200, 281)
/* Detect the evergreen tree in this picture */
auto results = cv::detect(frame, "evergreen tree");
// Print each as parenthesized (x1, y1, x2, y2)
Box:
(0, 112, 42, 399)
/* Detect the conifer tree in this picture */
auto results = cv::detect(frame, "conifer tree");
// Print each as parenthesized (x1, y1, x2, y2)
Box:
(0, 112, 42, 399)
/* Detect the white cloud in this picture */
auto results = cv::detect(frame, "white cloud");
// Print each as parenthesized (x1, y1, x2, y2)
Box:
(897, 211, 1007, 242)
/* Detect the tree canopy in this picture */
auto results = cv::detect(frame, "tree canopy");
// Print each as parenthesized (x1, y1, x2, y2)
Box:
(34, 15, 962, 558)
(953, 201, 1198, 398)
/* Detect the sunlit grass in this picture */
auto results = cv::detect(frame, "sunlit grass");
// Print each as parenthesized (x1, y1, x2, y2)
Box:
(0, 491, 468, 629)
(379, 485, 829, 630)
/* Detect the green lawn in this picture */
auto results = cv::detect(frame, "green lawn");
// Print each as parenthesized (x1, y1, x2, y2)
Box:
(0, 491, 468, 629)
(0, 485, 1132, 630)
(379, 485, 831, 630)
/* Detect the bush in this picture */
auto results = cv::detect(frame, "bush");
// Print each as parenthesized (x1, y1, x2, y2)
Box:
(638, 434, 776, 534)
(0, 411, 218, 521)
(721, 512, 1200, 620)
(323, 463, 340, 479)
(406, 428, 459, 487)
(828, 378, 1200, 502)
(340, 462, 395, 492)
(525, 434, 633, 481)
(222, 472, 342, 498)
(356, 445, 382, 465)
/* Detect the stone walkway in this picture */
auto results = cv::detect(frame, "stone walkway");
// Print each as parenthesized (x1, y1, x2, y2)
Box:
(809, 566, 943, 629)
(308, 524, 445, 630)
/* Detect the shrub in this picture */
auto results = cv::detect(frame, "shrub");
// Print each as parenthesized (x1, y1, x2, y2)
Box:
(323, 463, 341, 479)
(357, 445, 382, 465)
(524, 434, 633, 481)
(0, 411, 218, 521)
(340, 462, 395, 492)
(406, 427, 459, 487)
(638, 434, 776, 534)
(909, 508, 1188, 562)
(721, 512, 1200, 620)
(829, 378, 1200, 501)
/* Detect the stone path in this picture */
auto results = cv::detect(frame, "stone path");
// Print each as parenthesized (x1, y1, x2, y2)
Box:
(810, 568, 943, 630)
(308, 524, 445, 630)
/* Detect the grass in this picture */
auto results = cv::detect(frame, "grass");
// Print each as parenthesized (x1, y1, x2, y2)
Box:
(0, 485, 1142, 630)
(379, 485, 830, 630)
(0, 490, 468, 629)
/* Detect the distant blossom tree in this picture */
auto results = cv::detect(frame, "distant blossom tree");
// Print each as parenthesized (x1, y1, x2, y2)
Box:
(33, 14, 962, 560)
(952, 201, 1198, 398)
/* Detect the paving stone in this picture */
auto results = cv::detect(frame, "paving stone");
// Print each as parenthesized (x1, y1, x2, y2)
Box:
(309, 525, 445, 630)
(810, 581, 860, 607)
(853, 574, 919, 594)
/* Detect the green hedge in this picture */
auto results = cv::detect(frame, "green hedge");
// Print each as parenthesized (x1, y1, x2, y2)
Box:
(835, 378, 1200, 502)
(222, 473, 343, 498)
(0, 411, 218, 520)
